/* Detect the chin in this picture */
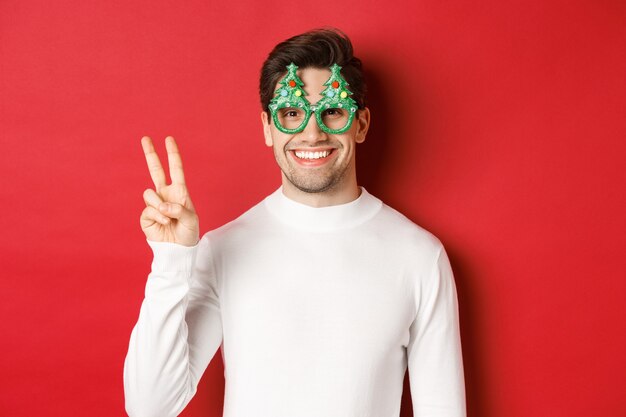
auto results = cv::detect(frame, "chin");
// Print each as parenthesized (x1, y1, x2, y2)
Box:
(292, 182, 335, 194)
(287, 171, 344, 193)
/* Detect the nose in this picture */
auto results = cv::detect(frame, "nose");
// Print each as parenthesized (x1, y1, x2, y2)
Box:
(300, 110, 326, 142)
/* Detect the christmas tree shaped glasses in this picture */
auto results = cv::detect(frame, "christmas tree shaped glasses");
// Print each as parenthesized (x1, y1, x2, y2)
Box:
(268, 63, 359, 134)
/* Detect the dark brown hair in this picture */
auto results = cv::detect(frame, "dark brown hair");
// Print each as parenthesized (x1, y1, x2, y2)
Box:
(259, 27, 367, 116)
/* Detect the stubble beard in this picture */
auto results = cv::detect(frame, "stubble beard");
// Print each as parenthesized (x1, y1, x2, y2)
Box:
(274, 145, 350, 194)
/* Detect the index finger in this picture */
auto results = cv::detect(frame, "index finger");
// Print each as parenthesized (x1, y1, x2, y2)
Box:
(165, 136, 186, 185)
(141, 136, 167, 190)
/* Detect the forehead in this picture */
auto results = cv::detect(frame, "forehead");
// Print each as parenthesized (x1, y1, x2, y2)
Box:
(274, 66, 331, 105)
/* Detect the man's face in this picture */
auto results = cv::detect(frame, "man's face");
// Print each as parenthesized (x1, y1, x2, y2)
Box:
(261, 67, 370, 194)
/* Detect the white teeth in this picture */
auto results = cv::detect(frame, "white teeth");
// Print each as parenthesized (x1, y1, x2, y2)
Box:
(294, 150, 331, 160)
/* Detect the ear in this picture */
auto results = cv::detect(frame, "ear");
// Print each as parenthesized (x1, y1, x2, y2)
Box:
(261, 111, 273, 147)
(354, 107, 370, 144)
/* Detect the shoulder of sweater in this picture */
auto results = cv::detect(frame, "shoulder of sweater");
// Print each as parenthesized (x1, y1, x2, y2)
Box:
(376, 202, 444, 256)
(200, 197, 269, 242)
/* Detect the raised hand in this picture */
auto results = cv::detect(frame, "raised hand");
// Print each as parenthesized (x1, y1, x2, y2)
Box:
(139, 136, 199, 247)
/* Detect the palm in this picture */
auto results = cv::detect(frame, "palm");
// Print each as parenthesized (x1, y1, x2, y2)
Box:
(140, 136, 199, 246)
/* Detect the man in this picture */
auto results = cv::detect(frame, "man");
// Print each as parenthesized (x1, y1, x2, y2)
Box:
(124, 28, 466, 417)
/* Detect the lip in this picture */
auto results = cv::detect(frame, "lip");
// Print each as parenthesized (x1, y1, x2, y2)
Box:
(288, 148, 337, 167)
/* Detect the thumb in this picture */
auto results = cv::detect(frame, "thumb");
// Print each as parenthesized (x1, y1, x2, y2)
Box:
(159, 202, 197, 224)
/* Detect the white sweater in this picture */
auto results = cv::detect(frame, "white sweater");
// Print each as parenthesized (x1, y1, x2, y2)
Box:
(123, 186, 466, 417)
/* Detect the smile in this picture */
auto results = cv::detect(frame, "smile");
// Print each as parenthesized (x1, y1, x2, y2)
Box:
(289, 148, 336, 166)
(295, 150, 331, 159)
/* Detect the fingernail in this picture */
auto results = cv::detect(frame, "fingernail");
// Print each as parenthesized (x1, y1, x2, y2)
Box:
(160, 203, 168, 211)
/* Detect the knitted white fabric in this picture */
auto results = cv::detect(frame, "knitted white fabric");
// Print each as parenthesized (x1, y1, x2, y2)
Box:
(124, 185, 466, 417)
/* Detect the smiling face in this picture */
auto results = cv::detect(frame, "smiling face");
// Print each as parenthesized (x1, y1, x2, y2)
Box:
(262, 67, 370, 199)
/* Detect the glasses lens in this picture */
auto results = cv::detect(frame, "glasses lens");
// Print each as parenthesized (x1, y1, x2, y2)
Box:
(319, 107, 351, 132)
(276, 106, 307, 131)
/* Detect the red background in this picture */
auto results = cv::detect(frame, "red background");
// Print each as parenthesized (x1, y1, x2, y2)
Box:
(1, 1, 624, 416)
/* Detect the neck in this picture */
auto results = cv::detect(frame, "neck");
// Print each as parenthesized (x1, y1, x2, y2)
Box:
(280, 173, 361, 207)
(264, 183, 383, 233)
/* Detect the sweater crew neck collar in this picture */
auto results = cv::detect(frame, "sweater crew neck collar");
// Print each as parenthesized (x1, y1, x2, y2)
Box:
(263, 185, 383, 232)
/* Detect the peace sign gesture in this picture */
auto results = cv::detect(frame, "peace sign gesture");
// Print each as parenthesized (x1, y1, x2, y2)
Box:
(139, 136, 199, 247)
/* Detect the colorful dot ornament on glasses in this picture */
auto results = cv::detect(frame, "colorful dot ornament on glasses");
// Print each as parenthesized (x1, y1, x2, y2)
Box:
(268, 62, 360, 135)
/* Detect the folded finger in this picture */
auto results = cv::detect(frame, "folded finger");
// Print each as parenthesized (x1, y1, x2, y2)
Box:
(158, 202, 185, 219)
(140, 206, 170, 225)
(158, 202, 197, 229)
(143, 188, 164, 208)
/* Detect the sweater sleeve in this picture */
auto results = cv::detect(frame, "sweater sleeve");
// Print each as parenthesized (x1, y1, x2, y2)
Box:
(123, 234, 223, 417)
(406, 245, 467, 417)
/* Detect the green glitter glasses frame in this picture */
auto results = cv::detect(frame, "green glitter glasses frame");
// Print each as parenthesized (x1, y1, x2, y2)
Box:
(268, 62, 360, 135)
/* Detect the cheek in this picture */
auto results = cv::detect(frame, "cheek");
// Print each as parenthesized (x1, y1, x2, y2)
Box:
(339, 136, 357, 151)
(272, 134, 292, 153)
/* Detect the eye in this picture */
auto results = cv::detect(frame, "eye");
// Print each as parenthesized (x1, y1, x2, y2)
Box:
(281, 108, 302, 118)
(322, 108, 343, 117)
